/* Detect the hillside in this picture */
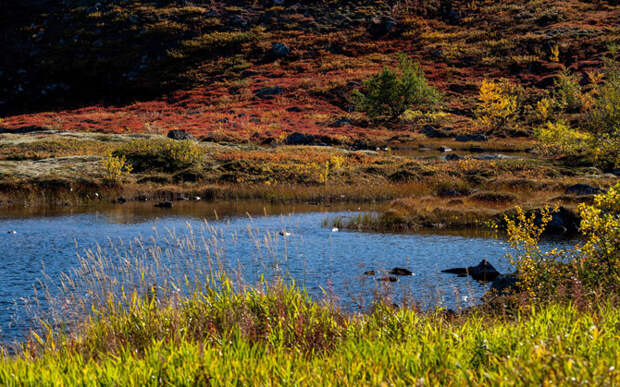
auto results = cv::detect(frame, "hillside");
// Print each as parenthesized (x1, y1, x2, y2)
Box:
(0, 0, 617, 215)
(1, 0, 617, 141)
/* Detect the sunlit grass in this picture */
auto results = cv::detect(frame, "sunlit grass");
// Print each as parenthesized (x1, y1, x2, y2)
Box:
(1, 283, 618, 385)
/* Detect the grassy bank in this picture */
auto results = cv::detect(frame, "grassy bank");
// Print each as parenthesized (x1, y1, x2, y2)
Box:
(0, 132, 614, 213)
(1, 284, 618, 385)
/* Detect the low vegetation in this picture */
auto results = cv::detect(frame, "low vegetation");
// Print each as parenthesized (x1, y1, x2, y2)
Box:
(113, 138, 203, 173)
(1, 293, 617, 385)
(0, 187, 618, 384)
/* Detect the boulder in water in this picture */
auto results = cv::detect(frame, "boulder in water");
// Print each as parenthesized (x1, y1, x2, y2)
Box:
(442, 259, 500, 282)
(389, 267, 413, 276)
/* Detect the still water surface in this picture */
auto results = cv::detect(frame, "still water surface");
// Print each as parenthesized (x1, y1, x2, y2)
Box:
(0, 201, 570, 342)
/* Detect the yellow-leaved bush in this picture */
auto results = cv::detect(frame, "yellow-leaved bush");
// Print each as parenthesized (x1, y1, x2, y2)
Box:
(505, 206, 567, 301)
(475, 79, 520, 131)
(505, 182, 619, 302)
(575, 182, 620, 291)
(102, 152, 133, 183)
(534, 120, 592, 156)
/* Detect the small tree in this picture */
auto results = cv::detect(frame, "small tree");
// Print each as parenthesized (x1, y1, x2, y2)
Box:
(553, 70, 584, 112)
(475, 78, 520, 131)
(354, 54, 441, 122)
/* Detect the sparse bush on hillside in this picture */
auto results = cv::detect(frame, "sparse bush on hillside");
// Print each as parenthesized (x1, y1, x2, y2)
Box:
(537, 51, 619, 169)
(475, 79, 522, 132)
(180, 29, 259, 55)
(535, 97, 555, 122)
(354, 54, 441, 123)
(534, 120, 591, 157)
(586, 52, 619, 170)
(113, 138, 203, 173)
(553, 70, 584, 112)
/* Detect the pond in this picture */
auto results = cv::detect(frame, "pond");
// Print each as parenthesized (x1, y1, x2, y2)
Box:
(0, 200, 571, 343)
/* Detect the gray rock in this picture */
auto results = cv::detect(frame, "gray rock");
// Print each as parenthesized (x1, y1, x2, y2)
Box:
(368, 16, 397, 38)
(230, 15, 247, 27)
(421, 125, 449, 138)
(167, 130, 196, 141)
(285, 132, 314, 145)
(544, 207, 580, 235)
(467, 260, 500, 281)
(330, 118, 352, 127)
(490, 273, 519, 295)
(442, 260, 500, 282)
(389, 267, 413, 276)
(272, 42, 290, 57)
(255, 86, 283, 99)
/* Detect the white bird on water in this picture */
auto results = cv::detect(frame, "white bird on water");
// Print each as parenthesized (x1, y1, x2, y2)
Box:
(332, 227, 339, 232)
(7, 230, 17, 234)
(278, 231, 291, 237)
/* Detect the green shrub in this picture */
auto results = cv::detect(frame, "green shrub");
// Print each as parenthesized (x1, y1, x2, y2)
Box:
(113, 138, 203, 173)
(353, 53, 441, 122)
(586, 52, 619, 170)
(553, 70, 584, 112)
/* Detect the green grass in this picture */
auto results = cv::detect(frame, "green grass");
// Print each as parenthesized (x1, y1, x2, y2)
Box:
(1, 282, 618, 385)
(1, 187, 619, 385)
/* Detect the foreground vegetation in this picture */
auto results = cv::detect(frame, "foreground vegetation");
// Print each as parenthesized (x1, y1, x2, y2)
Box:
(1, 290, 617, 385)
(0, 184, 617, 385)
